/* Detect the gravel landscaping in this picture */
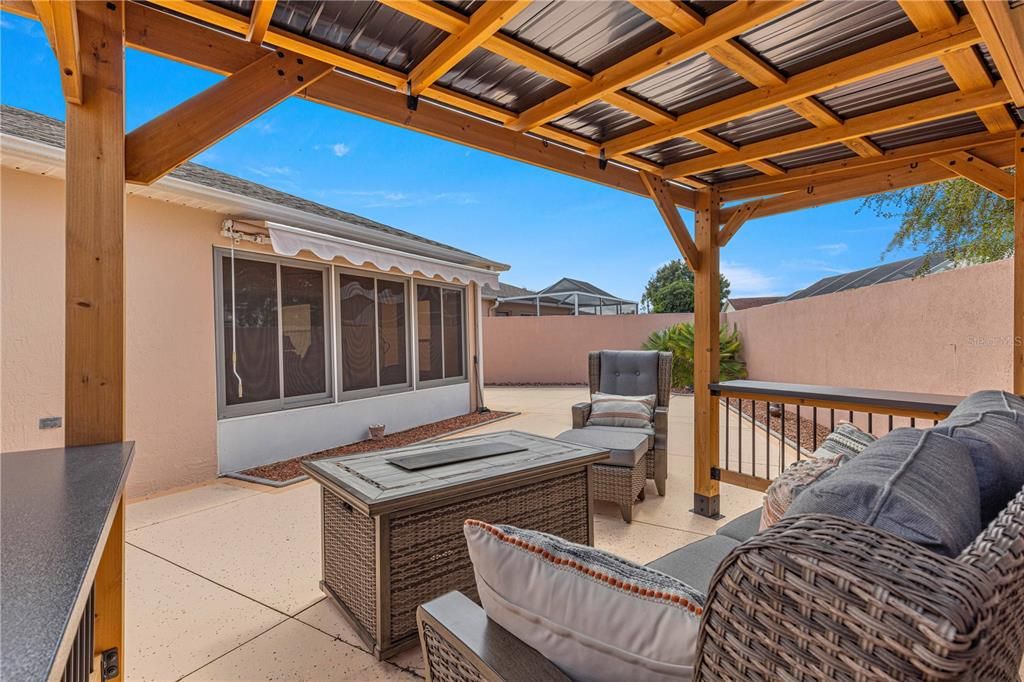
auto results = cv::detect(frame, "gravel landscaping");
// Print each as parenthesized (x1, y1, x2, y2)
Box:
(240, 411, 515, 482)
(735, 400, 831, 455)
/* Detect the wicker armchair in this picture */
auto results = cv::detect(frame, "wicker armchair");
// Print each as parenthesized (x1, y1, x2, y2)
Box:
(571, 350, 672, 497)
(416, 487, 1024, 681)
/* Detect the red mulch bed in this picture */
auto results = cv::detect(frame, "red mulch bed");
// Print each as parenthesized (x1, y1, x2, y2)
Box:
(736, 400, 831, 454)
(241, 411, 515, 482)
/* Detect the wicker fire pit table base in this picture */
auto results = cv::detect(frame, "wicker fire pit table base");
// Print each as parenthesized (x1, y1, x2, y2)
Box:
(302, 430, 608, 660)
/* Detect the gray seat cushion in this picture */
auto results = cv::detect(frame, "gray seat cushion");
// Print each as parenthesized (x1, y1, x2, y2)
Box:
(931, 411, 1024, 525)
(556, 428, 647, 467)
(646, 535, 740, 594)
(785, 428, 981, 557)
(579, 424, 654, 450)
(950, 390, 1024, 427)
(599, 351, 660, 398)
(716, 509, 762, 542)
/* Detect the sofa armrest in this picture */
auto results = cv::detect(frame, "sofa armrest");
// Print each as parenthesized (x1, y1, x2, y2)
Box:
(571, 402, 591, 429)
(417, 591, 570, 682)
(697, 514, 992, 680)
(653, 406, 668, 454)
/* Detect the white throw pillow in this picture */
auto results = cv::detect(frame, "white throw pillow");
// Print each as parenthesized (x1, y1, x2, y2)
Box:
(587, 392, 656, 428)
(464, 520, 704, 682)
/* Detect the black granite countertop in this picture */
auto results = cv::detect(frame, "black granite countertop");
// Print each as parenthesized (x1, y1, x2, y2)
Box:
(1, 442, 134, 682)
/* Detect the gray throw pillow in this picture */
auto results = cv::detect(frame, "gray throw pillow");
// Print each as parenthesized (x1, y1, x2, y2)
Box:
(931, 411, 1024, 525)
(785, 428, 981, 557)
(813, 421, 876, 463)
(950, 390, 1024, 427)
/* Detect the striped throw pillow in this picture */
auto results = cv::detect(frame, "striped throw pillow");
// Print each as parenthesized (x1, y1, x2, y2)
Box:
(587, 392, 656, 429)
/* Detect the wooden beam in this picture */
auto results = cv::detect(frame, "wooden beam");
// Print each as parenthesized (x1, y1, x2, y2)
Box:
(32, 0, 81, 104)
(721, 141, 1015, 220)
(930, 150, 1015, 198)
(601, 17, 983, 158)
(125, 49, 334, 184)
(899, 0, 1016, 133)
(406, 0, 529, 97)
(692, 187, 721, 517)
(246, 0, 276, 44)
(718, 130, 1016, 200)
(965, 0, 1024, 107)
(640, 171, 701, 270)
(662, 83, 1010, 178)
(509, 0, 803, 132)
(1015, 129, 1023, 394)
(718, 199, 761, 247)
(65, 2, 126, 670)
(113, 3, 695, 208)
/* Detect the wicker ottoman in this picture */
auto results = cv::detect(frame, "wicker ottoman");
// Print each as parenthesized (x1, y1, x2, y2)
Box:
(556, 428, 648, 523)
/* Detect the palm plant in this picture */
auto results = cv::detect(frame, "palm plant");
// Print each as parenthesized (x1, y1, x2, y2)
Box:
(643, 322, 747, 389)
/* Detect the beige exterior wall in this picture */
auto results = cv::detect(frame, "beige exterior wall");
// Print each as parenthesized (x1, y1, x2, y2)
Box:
(482, 259, 1014, 395)
(2, 167, 482, 497)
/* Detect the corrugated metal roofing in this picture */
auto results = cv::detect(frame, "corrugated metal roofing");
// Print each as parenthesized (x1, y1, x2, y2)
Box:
(707, 105, 813, 147)
(816, 59, 957, 119)
(633, 137, 712, 167)
(696, 165, 762, 185)
(550, 101, 648, 143)
(436, 49, 565, 114)
(768, 143, 859, 170)
(868, 113, 988, 151)
(784, 255, 956, 301)
(627, 53, 754, 117)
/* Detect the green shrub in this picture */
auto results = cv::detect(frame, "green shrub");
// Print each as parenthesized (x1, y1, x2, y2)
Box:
(643, 322, 748, 389)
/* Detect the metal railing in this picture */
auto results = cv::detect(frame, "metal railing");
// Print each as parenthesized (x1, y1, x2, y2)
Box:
(710, 380, 962, 492)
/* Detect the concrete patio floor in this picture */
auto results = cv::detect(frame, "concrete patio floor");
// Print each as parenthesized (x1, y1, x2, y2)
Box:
(124, 387, 765, 681)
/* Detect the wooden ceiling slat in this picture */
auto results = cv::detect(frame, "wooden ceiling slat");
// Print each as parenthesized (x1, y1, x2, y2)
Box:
(601, 17, 982, 159)
(246, 0, 275, 44)
(663, 83, 1010, 178)
(965, 0, 1024, 107)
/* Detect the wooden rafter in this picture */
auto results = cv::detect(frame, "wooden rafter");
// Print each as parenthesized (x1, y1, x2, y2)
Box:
(663, 83, 1010, 178)
(31, 0, 81, 104)
(508, 0, 803, 132)
(640, 171, 701, 270)
(718, 130, 1017, 200)
(930, 150, 1015, 198)
(601, 17, 982, 159)
(406, 0, 529, 97)
(125, 48, 334, 184)
(718, 199, 761, 247)
(720, 141, 1016, 222)
(109, 2, 698, 208)
(245, 0, 276, 44)
(965, 0, 1024, 107)
(899, 0, 1016, 133)
(628, 0, 881, 161)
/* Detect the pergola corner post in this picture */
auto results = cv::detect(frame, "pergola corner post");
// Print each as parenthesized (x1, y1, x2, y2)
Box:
(65, 0, 126, 675)
(1015, 128, 1023, 394)
(692, 187, 721, 517)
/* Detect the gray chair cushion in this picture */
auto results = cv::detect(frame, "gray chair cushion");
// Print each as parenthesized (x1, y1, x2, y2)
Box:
(716, 509, 762, 542)
(931, 411, 1024, 525)
(950, 390, 1024, 427)
(646, 535, 740, 594)
(579, 424, 654, 450)
(598, 351, 659, 398)
(556, 428, 647, 467)
(785, 428, 981, 557)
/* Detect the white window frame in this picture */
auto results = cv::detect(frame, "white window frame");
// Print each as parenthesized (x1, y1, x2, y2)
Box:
(414, 281, 468, 389)
(214, 248, 334, 419)
(336, 268, 415, 401)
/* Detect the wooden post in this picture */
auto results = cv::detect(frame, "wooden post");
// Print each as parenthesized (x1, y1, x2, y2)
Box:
(65, 0, 126, 676)
(692, 188, 721, 517)
(1015, 128, 1023, 394)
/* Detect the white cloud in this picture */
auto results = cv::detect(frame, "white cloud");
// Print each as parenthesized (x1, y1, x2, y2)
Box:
(321, 189, 478, 208)
(330, 143, 351, 158)
(814, 242, 848, 256)
(720, 260, 782, 297)
(246, 165, 295, 178)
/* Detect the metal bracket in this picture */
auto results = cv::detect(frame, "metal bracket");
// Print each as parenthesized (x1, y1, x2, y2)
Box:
(598, 148, 608, 171)
(710, 466, 721, 481)
(406, 83, 419, 111)
(101, 648, 120, 680)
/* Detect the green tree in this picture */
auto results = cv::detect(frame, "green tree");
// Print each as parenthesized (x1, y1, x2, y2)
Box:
(859, 178, 1015, 267)
(641, 259, 731, 313)
(643, 323, 747, 389)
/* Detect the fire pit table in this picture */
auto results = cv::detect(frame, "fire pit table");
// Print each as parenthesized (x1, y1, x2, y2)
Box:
(301, 430, 608, 660)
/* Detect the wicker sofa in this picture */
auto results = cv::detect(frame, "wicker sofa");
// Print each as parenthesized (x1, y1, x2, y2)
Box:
(415, 406, 1024, 680)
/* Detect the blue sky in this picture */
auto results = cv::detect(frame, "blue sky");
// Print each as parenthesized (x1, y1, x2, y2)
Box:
(0, 12, 921, 301)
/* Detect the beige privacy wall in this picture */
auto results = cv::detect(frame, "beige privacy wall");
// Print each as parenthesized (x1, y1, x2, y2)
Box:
(1, 168, 220, 498)
(483, 258, 1015, 395)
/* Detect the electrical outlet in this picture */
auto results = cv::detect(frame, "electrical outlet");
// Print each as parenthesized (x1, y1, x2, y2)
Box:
(39, 416, 62, 429)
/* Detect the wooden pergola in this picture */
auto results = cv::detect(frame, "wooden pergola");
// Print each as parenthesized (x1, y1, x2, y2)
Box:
(3, 0, 1023, 673)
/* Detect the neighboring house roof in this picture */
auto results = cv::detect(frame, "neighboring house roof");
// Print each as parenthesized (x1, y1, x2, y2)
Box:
(481, 282, 536, 300)
(538, 277, 619, 299)
(728, 296, 781, 310)
(784, 255, 955, 302)
(0, 105, 507, 271)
